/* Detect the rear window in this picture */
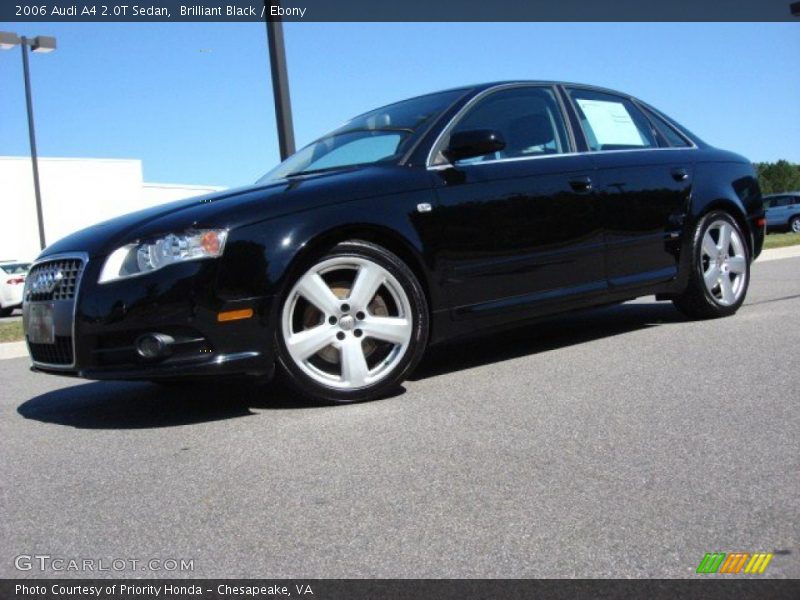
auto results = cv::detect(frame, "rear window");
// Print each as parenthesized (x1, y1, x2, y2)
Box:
(768, 197, 790, 207)
(643, 108, 692, 148)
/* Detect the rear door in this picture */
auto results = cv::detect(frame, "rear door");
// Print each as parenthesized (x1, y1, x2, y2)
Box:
(564, 87, 694, 291)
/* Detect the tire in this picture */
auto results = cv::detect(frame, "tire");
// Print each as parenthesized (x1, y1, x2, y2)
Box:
(275, 240, 429, 404)
(0, 306, 12, 318)
(790, 215, 800, 234)
(673, 210, 750, 319)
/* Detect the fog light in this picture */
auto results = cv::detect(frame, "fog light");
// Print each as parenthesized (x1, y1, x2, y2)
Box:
(135, 333, 174, 359)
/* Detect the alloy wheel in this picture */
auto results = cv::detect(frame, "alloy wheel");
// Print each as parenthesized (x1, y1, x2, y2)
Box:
(281, 256, 413, 390)
(700, 219, 747, 306)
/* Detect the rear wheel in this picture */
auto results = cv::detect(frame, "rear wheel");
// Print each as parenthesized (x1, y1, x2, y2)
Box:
(790, 215, 800, 233)
(673, 211, 750, 319)
(276, 241, 428, 403)
(0, 306, 13, 318)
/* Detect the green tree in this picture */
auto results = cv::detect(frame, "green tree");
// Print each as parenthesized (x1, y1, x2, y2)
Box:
(754, 160, 800, 195)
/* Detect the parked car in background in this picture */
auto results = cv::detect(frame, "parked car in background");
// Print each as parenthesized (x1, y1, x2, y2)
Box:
(763, 193, 800, 232)
(22, 82, 765, 403)
(0, 261, 30, 317)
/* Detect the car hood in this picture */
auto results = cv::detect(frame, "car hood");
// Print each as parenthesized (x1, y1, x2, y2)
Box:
(39, 165, 431, 260)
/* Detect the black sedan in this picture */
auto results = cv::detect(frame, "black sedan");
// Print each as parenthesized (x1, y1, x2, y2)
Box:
(23, 82, 765, 403)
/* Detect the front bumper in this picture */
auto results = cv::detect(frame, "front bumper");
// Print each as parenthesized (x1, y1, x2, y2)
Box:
(23, 253, 276, 381)
(32, 351, 271, 381)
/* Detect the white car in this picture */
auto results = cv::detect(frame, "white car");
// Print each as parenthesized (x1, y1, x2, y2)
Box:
(0, 261, 30, 317)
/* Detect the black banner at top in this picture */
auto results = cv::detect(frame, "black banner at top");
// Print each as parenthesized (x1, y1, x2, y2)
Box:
(2, 0, 800, 22)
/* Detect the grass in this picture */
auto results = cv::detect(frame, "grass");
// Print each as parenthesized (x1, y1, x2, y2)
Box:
(0, 320, 24, 343)
(764, 231, 800, 249)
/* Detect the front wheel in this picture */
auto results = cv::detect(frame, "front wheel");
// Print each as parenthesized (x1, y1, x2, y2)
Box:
(790, 215, 800, 234)
(673, 211, 750, 319)
(275, 241, 429, 404)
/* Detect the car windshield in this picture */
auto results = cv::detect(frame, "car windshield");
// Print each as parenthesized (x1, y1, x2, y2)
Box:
(0, 263, 30, 274)
(257, 89, 466, 182)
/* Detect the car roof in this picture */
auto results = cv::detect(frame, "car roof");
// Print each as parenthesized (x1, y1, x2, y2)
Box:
(398, 81, 645, 107)
(467, 80, 640, 97)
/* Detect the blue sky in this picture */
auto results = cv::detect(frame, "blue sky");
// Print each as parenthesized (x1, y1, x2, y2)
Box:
(1, 22, 798, 188)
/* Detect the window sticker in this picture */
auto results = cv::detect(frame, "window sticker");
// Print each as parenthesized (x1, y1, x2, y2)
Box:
(575, 98, 646, 147)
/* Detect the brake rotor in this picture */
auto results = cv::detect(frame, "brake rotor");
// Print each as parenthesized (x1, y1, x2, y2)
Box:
(301, 280, 389, 364)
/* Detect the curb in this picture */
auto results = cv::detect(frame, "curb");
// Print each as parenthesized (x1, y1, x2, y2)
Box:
(758, 245, 800, 262)
(0, 341, 28, 361)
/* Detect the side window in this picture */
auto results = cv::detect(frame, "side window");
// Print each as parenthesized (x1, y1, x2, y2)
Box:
(437, 86, 570, 165)
(769, 197, 789, 208)
(567, 88, 657, 151)
(642, 107, 692, 148)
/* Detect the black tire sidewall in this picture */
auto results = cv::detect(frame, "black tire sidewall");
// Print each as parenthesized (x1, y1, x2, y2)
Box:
(275, 241, 429, 404)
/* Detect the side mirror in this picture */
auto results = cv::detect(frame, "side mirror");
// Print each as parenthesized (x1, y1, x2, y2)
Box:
(443, 129, 505, 162)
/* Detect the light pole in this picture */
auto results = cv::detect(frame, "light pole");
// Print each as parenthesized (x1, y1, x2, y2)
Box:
(264, 2, 296, 161)
(0, 31, 56, 251)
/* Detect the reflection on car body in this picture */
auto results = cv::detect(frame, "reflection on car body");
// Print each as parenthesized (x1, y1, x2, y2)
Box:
(22, 81, 764, 403)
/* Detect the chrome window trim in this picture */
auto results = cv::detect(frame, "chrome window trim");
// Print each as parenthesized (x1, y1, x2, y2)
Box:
(428, 151, 581, 170)
(427, 145, 699, 171)
(24, 251, 88, 371)
(425, 83, 698, 171)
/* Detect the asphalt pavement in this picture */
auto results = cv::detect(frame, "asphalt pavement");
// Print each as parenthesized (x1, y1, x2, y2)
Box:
(1, 257, 798, 578)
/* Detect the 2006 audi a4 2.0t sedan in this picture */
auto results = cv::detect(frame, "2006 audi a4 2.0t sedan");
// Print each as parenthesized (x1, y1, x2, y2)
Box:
(23, 82, 765, 403)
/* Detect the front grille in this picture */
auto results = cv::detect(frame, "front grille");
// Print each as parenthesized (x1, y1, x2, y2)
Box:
(28, 336, 74, 365)
(25, 258, 84, 302)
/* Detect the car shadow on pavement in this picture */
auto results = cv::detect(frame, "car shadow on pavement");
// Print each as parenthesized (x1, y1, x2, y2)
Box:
(17, 378, 334, 430)
(411, 300, 684, 380)
(18, 301, 681, 429)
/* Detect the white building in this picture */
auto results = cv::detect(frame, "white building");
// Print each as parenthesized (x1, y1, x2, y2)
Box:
(0, 156, 224, 261)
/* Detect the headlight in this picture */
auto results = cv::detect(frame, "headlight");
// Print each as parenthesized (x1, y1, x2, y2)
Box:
(98, 229, 228, 284)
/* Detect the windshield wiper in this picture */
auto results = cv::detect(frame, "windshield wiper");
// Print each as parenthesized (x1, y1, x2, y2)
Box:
(284, 165, 358, 178)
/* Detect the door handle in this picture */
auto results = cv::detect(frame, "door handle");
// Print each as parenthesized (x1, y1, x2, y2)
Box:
(569, 176, 593, 192)
(671, 168, 689, 182)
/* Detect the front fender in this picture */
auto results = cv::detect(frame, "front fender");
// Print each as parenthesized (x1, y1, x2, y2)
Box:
(216, 188, 443, 328)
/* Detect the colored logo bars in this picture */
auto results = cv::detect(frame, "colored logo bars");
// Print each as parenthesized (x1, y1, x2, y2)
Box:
(696, 552, 774, 574)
